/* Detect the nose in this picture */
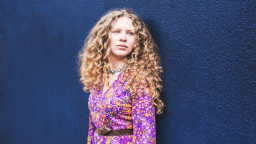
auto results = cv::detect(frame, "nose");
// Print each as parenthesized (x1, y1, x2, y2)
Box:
(119, 32, 127, 42)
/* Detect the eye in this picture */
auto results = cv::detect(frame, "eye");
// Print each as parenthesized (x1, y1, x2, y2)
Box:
(127, 32, 134, 35)
(112, 30, 120, 33)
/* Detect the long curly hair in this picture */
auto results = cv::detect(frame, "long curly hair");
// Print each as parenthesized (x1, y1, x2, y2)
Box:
(78, 9, 164, 114)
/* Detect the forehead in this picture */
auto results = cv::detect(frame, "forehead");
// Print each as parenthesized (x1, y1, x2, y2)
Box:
(112, 16, 135, 31)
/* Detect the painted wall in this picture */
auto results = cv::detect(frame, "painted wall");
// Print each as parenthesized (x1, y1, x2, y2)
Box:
(1, 0, 255, 143)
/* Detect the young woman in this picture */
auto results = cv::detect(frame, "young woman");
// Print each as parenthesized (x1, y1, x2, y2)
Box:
(78, 9, 164, 144)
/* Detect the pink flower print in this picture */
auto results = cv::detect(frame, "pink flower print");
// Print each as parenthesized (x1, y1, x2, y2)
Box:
(148, 129, 151, 134)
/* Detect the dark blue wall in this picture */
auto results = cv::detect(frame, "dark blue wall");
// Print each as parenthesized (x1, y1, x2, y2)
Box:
(1, 0, 255, 143)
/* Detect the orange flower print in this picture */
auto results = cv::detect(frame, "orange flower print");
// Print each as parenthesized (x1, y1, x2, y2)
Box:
(146, 88, 150, 93)
(116, 102, 121, 106)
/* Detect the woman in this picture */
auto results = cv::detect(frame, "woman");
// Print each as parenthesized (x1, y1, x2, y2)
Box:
(78, 9, 164, 144)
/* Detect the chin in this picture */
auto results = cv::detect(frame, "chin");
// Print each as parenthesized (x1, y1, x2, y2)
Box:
(111, 53, 130, 59)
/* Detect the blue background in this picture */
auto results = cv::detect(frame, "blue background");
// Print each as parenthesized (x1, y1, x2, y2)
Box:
(1, 0, 255, 143)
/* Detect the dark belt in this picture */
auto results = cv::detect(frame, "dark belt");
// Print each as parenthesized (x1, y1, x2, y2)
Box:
(96, 129, 133, 136)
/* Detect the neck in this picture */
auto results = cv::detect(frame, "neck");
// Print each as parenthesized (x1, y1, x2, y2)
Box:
(108, 54, 127, 70)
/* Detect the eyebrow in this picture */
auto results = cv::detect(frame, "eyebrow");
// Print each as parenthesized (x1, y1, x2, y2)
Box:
(112, 28, 135, 31)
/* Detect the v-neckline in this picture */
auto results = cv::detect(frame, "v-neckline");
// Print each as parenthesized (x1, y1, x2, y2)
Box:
(101, 71, 123, 96)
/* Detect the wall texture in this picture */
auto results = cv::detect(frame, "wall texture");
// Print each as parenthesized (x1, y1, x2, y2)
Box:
(0, 0, 255, 143)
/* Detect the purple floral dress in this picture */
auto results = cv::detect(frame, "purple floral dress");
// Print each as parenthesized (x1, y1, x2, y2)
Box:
(87, 71, 156, 144)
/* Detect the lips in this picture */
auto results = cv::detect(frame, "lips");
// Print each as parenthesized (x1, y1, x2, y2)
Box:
(116, 44, 128, 49)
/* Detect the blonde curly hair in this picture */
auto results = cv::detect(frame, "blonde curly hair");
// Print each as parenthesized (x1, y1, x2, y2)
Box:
(78, 9, 164, 114)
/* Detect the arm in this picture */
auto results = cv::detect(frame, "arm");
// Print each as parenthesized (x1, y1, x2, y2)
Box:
(132, 82, 156, 144)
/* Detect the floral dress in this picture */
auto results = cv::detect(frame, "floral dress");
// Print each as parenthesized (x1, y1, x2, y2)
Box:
(87, 71, 156, 144)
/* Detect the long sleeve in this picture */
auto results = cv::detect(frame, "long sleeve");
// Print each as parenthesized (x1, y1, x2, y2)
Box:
(87, 92, 96, 144)
(87, 111, 96, 144)
(131, 82, 156, 144)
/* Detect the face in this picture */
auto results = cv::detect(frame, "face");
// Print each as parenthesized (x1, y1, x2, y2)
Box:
(109, 16, 136, 60)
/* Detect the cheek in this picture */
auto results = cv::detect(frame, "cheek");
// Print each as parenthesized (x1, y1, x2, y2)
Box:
(110, 36, 118, 46)
(131, 38, 136, 48)
(109, 40, 114, 50)
(129, 37, 136, 45)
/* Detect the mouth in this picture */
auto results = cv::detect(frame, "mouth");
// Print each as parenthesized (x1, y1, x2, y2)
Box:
(116, 44, 128, 49)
